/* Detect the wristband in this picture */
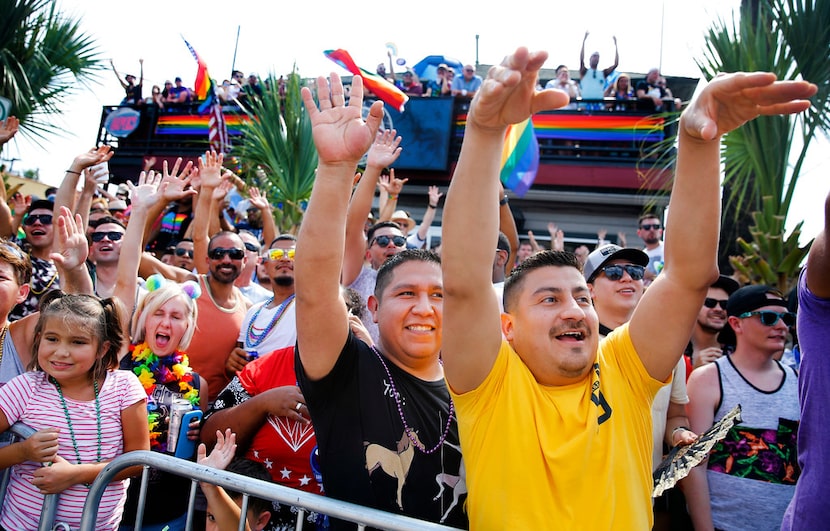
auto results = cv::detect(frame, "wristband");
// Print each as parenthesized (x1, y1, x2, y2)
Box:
(388, 194, 398, 200)
(499, 196, 509, 206)
(65, 169, 81, 175)
(671, 426, 690, 443)
(427, 203, 438, 209)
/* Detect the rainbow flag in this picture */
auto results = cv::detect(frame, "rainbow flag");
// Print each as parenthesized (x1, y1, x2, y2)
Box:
(500, 119, 539, 197)
(532, 113, 665, 142)
(182, 37, 211, 101)
(155, 114, 249, 136)
(323, 49, 408, 112)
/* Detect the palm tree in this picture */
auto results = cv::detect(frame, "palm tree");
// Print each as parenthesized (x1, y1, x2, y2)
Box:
(696, 0, 829, 290)
(234, 70, 317, 234)
(0, 0, 103, 141)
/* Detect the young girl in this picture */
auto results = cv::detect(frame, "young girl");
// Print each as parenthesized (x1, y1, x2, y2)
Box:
(0, 292, 149, 530)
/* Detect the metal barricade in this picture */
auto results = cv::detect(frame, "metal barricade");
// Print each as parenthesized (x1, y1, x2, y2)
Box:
(0, 422, 62, 531)
(80, 450, 463, 531)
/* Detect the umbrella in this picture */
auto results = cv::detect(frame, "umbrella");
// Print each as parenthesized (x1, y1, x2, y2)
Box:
(652, 403, 743, 497)
(412, 55, 464, 83)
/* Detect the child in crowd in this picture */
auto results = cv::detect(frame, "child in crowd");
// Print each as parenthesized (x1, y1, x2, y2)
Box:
(0, 292, 148, 530)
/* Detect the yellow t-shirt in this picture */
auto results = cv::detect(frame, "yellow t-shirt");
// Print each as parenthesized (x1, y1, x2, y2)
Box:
(451, 323, 666, 530)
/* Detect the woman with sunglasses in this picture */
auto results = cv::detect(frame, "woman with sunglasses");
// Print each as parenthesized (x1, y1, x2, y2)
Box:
(684, 284, 800, 531)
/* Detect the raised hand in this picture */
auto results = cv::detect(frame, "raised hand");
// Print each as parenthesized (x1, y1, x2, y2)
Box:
(197, 151, 224, 189)
(248, 187, 270, 211)
(428, 186, 443, 206)
(301, 73, 383, 167)
(366, 129, 403, 169)
(681, 72, 816, 141)
(469, 48, 570, 133)
(160, 157, 196, 203)
(71, 146, 113, 170)
(9, 193, 27, 216)
(128, 170, 165, 211)
(0, 116, 20, 145)
(197, 429, 237, 470)
(378, 169, 408, 196)
(51, 206, 88, 271)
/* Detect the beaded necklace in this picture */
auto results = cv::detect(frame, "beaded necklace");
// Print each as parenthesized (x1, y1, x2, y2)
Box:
(370, 345, 454, 454)
(245, 294, 295, 348)
(129, 343, 199, 451)
(50, 376, 101, 466)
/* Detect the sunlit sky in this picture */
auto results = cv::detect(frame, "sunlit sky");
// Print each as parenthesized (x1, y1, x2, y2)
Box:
(3, 0, 828, 241)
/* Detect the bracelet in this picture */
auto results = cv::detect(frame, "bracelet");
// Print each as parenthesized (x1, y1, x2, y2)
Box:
(388, 194, 398, 200)
(65, 169, 81, 175)
(427, 203, 438, 209)
(671, 426, 690, 441)
(499, 196, 509, 206)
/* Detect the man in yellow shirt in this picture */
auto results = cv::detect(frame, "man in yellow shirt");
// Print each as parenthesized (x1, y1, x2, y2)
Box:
(440, 46, 816, 529)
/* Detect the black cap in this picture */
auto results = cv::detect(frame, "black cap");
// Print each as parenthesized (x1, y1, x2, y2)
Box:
(716, 285, 788, 346)
(712, 274, 740, 295)
(26, 199, 54, 214)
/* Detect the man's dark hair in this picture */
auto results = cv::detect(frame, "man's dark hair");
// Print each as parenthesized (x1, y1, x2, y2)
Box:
(503, 250, 580, 312)
(638, 212, 661, 226)
(268, 233, 297, 248)
(366, 221, 401, 245)
(224, 458, 273, 516)
(208, 230, 243, 249)
(497, 232, 511, 254)
(89, 216, 126, 230)
(374, 249, 441, 301)
(26, 199, 54, 214)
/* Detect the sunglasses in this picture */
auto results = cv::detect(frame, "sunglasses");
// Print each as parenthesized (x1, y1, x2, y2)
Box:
(739, 310, 796, 327)
(175, 248, 194, 258)
(599, 264, 645, 281)
(703, 298, 728, 310)
(91, 231, 124, 243)
(371, 235, 406, 248)
(23, 214, 53, 226)
(267, 248, 296, 261)
(640, 224, 661, 231)
(244, 242, 261, 253)
(208, 247, 245, 260)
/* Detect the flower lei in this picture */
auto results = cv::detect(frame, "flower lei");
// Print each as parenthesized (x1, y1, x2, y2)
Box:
(129, 342, 199, 451)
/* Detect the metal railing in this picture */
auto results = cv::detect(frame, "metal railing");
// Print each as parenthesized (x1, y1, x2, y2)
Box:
(81, 450, 463, 531)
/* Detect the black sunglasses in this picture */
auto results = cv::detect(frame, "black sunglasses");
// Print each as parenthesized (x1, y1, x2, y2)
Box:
(243, 242, 261, 253)
(703, 297, 728, 310)
(640, 223, 661, 231)
(599, 264, 645, 281)
(23, 214, 53, 226)
(739, 310, 796, 327)
(175, 248, 194, 258)
(371, 235, 406, 248)
(208, 247, 245, 260)
(91, 231, 124, 243)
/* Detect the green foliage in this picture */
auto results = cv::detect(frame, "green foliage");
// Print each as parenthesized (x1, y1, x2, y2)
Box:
(0, 0, 103, 141)
(729, 196, 811, 292)
(235, 70, 317, 234)
(697, 0, 829, 286)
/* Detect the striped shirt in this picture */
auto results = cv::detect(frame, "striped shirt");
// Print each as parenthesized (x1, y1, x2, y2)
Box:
(0, 370, 146, 530)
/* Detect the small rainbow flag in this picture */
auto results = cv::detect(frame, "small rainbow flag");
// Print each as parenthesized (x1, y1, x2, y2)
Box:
(182, 37, 211, 101)
(323, 49, 408, 112)
(500, 118, 539, 197)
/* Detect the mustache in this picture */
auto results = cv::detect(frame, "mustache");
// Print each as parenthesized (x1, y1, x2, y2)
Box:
(549, 321, 591, 339)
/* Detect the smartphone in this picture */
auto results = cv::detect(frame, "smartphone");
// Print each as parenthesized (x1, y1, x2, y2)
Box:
(173, 410, 203, 459)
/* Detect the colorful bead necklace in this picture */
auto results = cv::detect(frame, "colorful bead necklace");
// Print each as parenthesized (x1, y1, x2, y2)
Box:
(370, 346, 454, 454)
(129, 343, 199, 451)
(245, 294, 295, 348)
(51, 376, 101, 466)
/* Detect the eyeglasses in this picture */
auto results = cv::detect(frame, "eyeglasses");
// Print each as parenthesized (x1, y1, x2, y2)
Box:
(267, 248, 295, 261)
(91, 231, 124, 243)
(175, 248, 194, 258)
(599, 264, 645, 281)
(244, 242, 261, 253)
(23, 214, 53, 226)
(370, 235, 406, 248)
(739, 310, 796, 327)
(208, 247, 245, 260)
(703, 298, 728, 310)
(640, 224, 661, 231)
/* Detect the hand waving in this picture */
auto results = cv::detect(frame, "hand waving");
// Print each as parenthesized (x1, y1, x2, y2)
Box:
(50, 206, 88, 271)
(366, 129, 403, 169)
(0, 116, 20, 145)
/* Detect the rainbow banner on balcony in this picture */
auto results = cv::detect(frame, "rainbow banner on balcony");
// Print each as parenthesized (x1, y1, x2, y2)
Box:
(155, 113, 250, 136)
(531, 113, 665, 142)
(500, 118, 539, 197)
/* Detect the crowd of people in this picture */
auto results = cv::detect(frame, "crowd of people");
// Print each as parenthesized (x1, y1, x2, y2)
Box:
(0, 44, 821, 531)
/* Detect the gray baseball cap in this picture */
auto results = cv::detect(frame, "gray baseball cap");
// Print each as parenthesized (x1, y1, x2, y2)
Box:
(583, 244, 649, 283)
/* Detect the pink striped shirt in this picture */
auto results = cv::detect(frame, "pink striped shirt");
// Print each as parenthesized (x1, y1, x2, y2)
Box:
(0, 370, 146, 530)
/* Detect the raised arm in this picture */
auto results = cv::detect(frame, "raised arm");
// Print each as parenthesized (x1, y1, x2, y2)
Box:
(414, 185, 443, 244)
(630, 73, 816, 381)
(50, 206, 93, 295)
(192, 152, 225, 274)
(442, 48, 570, 392)
(603, 36, 619, 78)
(342, 130, 401, 286)
(498, 187, 519, 273)
(54, 147, 113, 230)
(376, 169, 407, 222)
(579, 31, 589, 78)
(296, 74, 383, 380)
(806, 188, 830, 297)
(110, 59, 128, 89)
(247, 187, 276, 246)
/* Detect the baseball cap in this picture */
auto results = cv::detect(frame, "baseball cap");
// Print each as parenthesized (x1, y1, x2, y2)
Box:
(175, 76, 182, 82)
(716, 284, 788, 346)
(108, 199, 128, 212)
(437, 63, 449, 71)
(583, 244, 649, 283)
(711, 274, 740, 295)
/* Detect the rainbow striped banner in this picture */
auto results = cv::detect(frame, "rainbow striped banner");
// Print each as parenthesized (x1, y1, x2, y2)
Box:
(456, 112, 665, 143)
(500, 118, 539, 197)
(155, 113, 250, 136)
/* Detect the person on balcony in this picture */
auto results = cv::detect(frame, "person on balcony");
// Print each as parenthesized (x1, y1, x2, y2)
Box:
(545, 65, 580, 110)
(579, 32, 619, 103)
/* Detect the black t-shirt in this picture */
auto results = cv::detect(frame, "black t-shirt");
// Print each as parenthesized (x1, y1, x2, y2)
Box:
(295, 332, 469, 529)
